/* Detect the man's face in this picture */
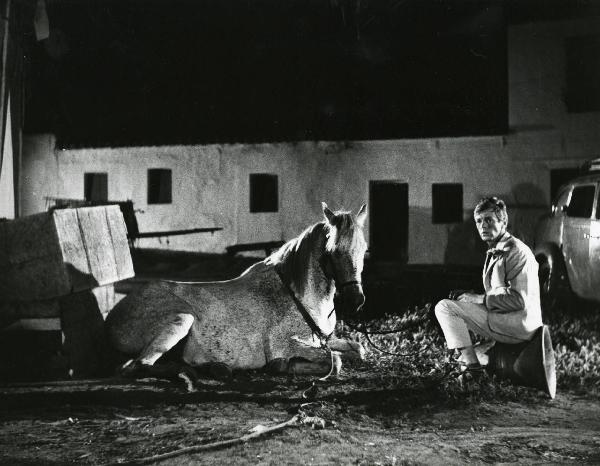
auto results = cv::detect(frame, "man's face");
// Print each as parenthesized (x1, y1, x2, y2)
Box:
(474, 208, 506, 243)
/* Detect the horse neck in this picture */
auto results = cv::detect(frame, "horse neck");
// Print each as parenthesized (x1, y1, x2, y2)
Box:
(275, 223, 335, 313)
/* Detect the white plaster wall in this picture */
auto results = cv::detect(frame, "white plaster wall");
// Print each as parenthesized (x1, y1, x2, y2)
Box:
(0, 100, 15, 219)
(18, 17, 600, 264)
(508, 17, 600, 173)
(21, 133, 59, 215)
(19, 134, 546, 263)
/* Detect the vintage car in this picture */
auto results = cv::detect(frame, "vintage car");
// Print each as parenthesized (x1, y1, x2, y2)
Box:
(533, 159, 600, 311)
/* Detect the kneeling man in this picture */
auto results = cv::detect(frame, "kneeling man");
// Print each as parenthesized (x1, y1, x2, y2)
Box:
(435, 197, 543, 372)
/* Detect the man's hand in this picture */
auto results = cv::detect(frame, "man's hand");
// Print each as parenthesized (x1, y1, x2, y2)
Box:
(456, 292, 485, 304)
(448, 289, 474, 300)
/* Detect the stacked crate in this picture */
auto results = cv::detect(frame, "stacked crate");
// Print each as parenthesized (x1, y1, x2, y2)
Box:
(0, 206, 134, 380)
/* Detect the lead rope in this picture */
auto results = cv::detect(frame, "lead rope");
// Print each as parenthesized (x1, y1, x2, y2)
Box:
(342, 317, 434, 357)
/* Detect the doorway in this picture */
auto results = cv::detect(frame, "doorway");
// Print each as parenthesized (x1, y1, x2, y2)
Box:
(369, 181, 408, 262)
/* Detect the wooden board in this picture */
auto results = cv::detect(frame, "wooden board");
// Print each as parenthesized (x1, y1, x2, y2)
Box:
(53, 208, 91, 291)
(0, 206, 134, 301)
(0, 284, 115, 328)
(71, 207, 119, 286)
(105, 206, 135, 281)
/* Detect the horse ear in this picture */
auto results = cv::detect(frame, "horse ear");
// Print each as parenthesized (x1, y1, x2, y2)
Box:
(322, 202, 335, 224)
(356, 204, 367, 227)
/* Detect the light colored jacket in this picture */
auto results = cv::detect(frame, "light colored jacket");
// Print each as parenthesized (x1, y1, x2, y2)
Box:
(483, 232, 543, 340)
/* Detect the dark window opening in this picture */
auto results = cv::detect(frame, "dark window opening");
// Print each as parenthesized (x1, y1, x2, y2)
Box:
(148, 169, 172, 204)
(566, 35, 600, 113)
(432, 183, 463, 224)
(369, 181, 408, 263)
(250, 174, 278, 213)
(84, 172, 108, 202)
(567, 185, 595, 218)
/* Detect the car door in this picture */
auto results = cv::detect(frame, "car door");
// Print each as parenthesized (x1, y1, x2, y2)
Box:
(562, 183, 595, 300)
(590, 182, 600, 301)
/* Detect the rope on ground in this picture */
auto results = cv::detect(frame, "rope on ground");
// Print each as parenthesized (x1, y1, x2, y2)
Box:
(344, 319, 432, 357)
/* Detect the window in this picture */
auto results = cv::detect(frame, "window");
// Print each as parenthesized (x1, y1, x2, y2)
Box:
(432, 183, 463, 224)
(147, 169, 172, 204)
(567, 185, 595, 218)
(565, 35, 600, 113)
(84, 173, 108, 202)
(249, 174, 278, 213)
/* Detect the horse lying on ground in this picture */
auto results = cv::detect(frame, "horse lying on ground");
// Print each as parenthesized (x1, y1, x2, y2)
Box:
(105, 203, 367, 385)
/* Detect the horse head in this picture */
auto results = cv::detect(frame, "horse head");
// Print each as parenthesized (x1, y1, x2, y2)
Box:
(322, 202, 368, 316)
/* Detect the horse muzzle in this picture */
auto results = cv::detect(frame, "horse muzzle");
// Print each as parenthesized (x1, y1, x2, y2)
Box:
(336, 282, 365, 315)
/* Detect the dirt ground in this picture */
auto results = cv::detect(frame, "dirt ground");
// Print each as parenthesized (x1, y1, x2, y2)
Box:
(1, 251, 599, 465)
(1, 368, 599, 465)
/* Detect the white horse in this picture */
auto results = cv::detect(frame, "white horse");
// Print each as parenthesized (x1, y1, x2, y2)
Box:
(105, 203, 367, 383)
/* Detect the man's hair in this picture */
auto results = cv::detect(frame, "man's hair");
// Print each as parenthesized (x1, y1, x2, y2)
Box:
(474, 197, 508, 223)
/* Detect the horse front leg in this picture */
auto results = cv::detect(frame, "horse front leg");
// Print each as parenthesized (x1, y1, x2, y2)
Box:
(119, 313, 198, 390)
(266, 337, 342, 376)
(326, 336, 366, 362)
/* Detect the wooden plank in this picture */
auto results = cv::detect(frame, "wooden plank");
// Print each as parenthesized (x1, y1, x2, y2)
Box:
(53, 208, 92, 292)
(0, 206, 133, 301)
(76, 206, 119, 287)
(91, 283, 116, 318)
(134, 226, 223, 239)
(105, 205, 134, 281)
(1, 302, 60, 330)
(3, 318, 61, 331)
(0, 211, 69, 300)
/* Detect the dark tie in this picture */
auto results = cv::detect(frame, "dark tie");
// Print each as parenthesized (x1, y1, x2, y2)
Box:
(484, 250, 493, 272)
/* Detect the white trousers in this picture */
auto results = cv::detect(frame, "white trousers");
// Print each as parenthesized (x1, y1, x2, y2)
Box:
(434, 299, 526, 349)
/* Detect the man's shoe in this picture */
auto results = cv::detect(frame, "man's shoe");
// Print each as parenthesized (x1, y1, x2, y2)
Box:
(462, 362, 485, 373)
(449, 359, 486, 373)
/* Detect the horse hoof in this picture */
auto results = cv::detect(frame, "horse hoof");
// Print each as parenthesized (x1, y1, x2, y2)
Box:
(118, 359, 143, 377)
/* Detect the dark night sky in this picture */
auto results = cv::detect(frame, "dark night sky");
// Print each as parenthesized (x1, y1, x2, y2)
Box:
(25, 0, 509, 147)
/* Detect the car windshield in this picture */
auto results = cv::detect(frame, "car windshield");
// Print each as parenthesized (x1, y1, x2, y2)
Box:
(567, 185, 595, 218)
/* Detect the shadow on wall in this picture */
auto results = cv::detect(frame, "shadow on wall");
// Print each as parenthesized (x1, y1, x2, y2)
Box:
(512, 183, 547, 207)
(508, 183, 549, 247)
(444, 183, 548, 265)
(444, 219, 487, 266)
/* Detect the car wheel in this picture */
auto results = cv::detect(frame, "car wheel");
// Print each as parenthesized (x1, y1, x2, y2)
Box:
(537, 254, 572, 315)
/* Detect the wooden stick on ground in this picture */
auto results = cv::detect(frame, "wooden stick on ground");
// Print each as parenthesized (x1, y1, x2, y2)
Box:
(119, 415, 301, 465)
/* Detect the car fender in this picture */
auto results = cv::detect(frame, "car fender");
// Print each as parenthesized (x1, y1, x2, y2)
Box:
(534, 242, 570, 293)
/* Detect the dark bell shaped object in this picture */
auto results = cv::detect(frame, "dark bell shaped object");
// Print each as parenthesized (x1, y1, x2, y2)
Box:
(487, 325, 556, 399)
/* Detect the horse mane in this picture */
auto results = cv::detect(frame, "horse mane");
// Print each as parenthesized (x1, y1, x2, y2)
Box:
(265, 210, 360, 295)
(265, 222, 328, 291)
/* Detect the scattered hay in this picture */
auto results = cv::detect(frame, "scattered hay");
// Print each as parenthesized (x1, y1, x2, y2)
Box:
(339, 301, 600, 404)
